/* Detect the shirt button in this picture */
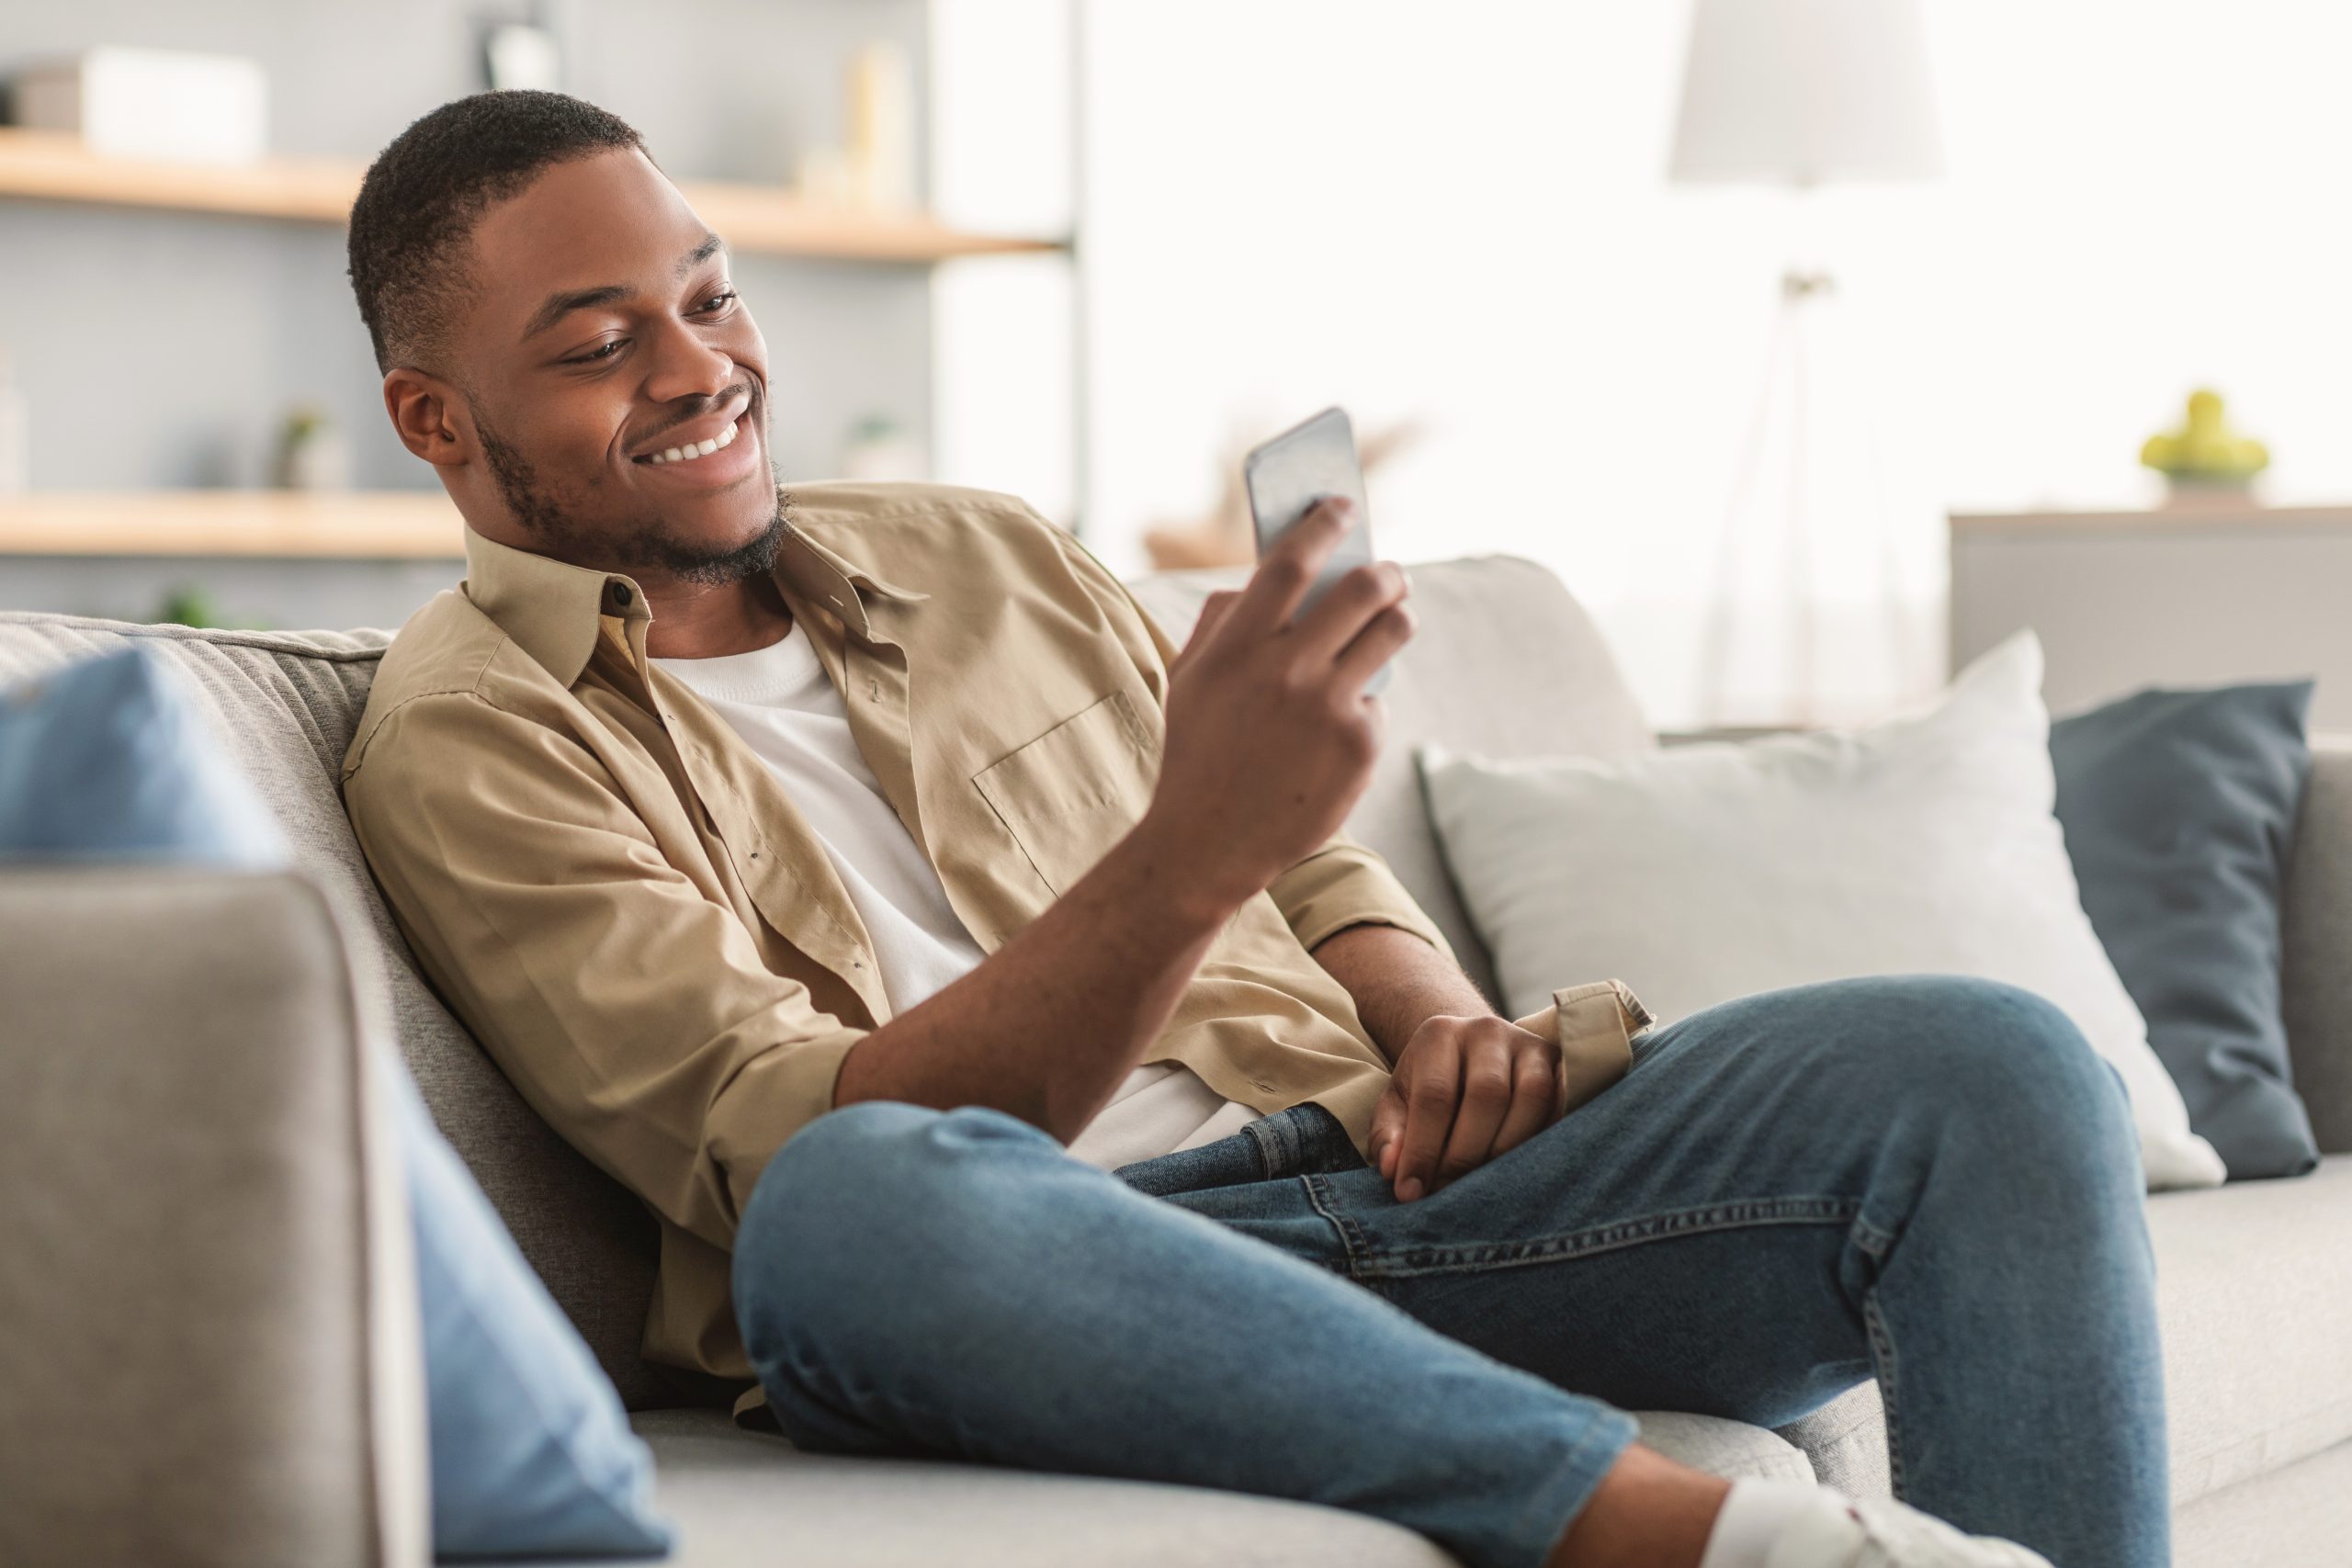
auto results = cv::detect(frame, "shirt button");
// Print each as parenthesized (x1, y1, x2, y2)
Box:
(609, 582, 633, 607)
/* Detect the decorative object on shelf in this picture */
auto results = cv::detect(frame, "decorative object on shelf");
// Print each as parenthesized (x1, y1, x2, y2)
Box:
(797, 41, 916, 211)
(272, 403, 351, 492)
(0, 348, 27, 495)
(12, 47, 267, 166)
(153, 584, 270, 630)
(837, 414, 928, 482)
(1670, 0, 1944, 727)
(2141, 387, 2269, 495)
(155, 586, 223, 629)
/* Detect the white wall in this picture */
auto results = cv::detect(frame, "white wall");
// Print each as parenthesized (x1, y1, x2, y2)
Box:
(1064, 1, 2352, 727)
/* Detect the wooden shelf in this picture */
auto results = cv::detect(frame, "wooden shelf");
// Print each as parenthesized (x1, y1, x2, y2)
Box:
(0, 126, 1068, 263)
(0, 491, 468, 558)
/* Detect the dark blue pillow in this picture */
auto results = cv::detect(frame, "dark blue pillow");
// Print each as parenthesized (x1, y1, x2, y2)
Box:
(2051, 681, 2320, 1180)
(0, 648, 674, 1557)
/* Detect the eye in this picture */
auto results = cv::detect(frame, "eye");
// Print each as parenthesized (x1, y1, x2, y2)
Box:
(565, 339, 627, 366)
(695, 288, 739, 315)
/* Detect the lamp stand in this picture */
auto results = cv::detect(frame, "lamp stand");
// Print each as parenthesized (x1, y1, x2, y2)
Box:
(1693, 264, 1917, 729)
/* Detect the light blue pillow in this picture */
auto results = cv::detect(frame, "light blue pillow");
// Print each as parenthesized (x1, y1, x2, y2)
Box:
(383, 1054, 673, 1558)
(0, 646, 285, 865)
(0, 648, 673, 1559)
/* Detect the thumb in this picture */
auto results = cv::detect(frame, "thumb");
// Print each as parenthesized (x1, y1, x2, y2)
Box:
(1368, 1085, 1406, 1176)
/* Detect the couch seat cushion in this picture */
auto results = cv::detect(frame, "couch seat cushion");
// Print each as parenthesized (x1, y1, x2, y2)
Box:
(592, 1410, 1456, 1567)
(563, 1403, 1814, 1568)
(2150, 1154, 2352, 1504)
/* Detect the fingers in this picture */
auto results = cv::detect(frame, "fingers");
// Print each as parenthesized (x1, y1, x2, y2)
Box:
(1386, 1021, 1561, 1202)
(1431, 1028, 1517, 1190)
(1295, 558, 1408, 667)
(1170, 589, 1242, 676)
(1390, 1040, 1463, 1202)
(1488, 1042, 1564, 1159)
(1332, 599, 1415, 694)
(1368, 1085, 1407, 1180)
(1225, 497, 1356, 640)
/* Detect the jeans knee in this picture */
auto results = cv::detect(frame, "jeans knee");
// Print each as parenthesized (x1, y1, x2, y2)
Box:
(1879, 976, 2134, 1157)
(732, 1101, 1052, 1364)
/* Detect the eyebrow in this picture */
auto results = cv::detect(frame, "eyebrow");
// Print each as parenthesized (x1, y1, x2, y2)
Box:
(520, 231, 728, 343)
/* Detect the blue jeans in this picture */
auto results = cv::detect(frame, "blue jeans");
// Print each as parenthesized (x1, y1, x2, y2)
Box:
(733, 976, 2167, 1568)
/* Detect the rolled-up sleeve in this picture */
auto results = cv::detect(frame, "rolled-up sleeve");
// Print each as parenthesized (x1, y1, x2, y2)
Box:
(1267, 834, 1453, 958)
(343, 691, 860, 1249)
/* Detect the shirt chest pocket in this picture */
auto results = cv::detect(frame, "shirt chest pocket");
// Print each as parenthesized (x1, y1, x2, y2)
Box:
(973, 689, 1161, 897)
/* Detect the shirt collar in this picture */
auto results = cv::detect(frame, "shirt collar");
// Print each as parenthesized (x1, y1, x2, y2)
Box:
(772, 515, 929, 642)
(461, 494, 929, 687)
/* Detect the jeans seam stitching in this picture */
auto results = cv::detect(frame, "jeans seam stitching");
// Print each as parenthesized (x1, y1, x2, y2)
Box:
(1348, 1195, 1863, 1280)
(1849, 1213, 1897, 1257)
(1862, 1287, 1908, 1500)
(1301, 1173, 1370, 1274)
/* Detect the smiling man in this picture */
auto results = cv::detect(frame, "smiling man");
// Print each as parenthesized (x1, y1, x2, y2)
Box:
(339, 92, 2167, 1568)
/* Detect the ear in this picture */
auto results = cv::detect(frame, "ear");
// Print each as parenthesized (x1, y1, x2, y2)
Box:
(382, 367, 471, 468)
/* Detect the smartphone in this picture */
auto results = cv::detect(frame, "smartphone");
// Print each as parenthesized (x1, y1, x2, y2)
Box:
(1243, 405, 1391, 694)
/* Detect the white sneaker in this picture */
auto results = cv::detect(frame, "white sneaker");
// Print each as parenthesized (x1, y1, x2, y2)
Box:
(1762, 1492, 2054, 1568)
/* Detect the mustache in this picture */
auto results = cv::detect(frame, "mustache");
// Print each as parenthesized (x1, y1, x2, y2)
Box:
(635, 380, 756, 451)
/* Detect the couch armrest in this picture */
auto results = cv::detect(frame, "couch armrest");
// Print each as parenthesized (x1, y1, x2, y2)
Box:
(0, 868, 426, 1568)
(2283, 738, 2352, 1155)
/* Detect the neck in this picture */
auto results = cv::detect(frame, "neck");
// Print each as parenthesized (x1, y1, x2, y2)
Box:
(641, 571, 795, 660)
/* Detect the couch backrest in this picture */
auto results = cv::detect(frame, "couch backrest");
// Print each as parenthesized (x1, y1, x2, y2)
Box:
(0, 555, 1649, 1406)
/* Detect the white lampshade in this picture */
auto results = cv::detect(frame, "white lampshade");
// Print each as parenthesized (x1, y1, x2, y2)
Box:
(1669, 0, 1943, 186)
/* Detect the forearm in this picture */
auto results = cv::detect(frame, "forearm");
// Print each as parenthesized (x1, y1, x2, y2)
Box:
(1311, 921, 1493, 1066)
(831, 814, 1234, 1143)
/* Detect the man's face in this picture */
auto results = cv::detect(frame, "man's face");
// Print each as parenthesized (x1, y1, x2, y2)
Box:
(430, 147, 779, 583)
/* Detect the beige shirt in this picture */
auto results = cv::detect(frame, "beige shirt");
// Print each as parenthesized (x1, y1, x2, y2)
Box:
(649, 627, 1260, 1163)
(342, 480, 1452, 1391)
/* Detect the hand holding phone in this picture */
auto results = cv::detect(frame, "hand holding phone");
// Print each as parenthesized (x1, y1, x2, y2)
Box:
(1244, 406, 1393, 694)
(1140, 410, 1414, 911)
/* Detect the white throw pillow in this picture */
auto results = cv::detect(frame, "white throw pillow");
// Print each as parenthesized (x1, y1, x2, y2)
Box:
(1419, 632, 2225, 1191)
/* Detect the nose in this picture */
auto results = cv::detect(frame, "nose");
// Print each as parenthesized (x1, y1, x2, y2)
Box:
(639, 311, 735, 406)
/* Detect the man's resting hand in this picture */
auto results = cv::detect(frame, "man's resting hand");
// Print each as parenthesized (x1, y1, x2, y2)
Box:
(1369, 1014, 1566, 1201)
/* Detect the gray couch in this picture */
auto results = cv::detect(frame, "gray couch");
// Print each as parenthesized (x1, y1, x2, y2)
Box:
(3, 556, 2347, 1568)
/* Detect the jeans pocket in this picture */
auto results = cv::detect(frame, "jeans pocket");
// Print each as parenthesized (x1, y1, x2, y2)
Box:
(1114, 1103, 1367, 1196)
(1249, 1102, 1369, 1179)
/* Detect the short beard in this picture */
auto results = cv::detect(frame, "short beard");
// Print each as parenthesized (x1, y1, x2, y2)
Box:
(476, 407, 786, 587)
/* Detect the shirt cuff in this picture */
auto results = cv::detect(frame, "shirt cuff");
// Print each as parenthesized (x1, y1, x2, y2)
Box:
(1269, 840, 1454, 961)
(707, 1025, 868, 1232)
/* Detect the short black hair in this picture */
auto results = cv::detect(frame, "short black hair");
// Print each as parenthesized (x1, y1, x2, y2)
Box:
(347, 90, 647, 375)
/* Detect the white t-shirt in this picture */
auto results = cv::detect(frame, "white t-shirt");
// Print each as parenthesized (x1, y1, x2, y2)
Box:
(653, 629, 1259, 1169)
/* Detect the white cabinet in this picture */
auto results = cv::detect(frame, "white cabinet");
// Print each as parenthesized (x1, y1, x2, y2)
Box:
(1950, 503, 2352, 729)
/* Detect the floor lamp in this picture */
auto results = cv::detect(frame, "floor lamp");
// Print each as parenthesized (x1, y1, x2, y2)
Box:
(1671, 0, 1943, 728)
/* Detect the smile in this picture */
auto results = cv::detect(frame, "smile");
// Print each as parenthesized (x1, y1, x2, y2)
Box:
(639, 419, 741, 466)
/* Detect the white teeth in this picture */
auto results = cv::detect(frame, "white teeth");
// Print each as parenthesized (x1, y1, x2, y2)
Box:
(643, 415, 741, 465)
